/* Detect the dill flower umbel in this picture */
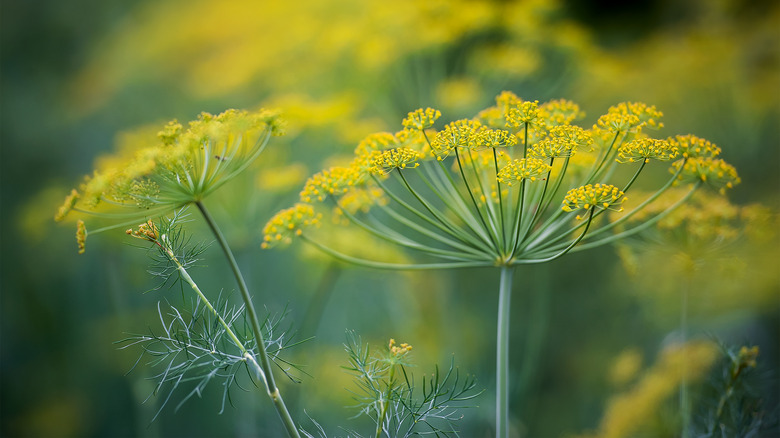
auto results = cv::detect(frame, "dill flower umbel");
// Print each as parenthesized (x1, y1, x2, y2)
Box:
(56, 108, 284, 252)
(267, 91, 738, 267)
(263, 91, 740, 438)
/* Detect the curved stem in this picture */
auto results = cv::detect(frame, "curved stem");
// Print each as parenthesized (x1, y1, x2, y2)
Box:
(467, 149, 502, 249)
(372, 174, 489, 251)
(493, 149, 506, 247)
(514, 208, 595, 264)
(621, 160, 647, 193)
(195, 201, 300, 438)
(301, 234, 491, 270)
(419, 162, 495, 245)
(516, 158, 554, 246)
(508, 179, 527, 259)
(397, 169, 491, 250)
(496, 265, 514, 438)
(566, 182, 700, 253)
(331, 198, 487, 260)
(455, 148, 499, 249)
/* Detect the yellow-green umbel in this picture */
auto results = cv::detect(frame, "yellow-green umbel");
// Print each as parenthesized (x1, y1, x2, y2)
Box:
(57, 108, 301, 438)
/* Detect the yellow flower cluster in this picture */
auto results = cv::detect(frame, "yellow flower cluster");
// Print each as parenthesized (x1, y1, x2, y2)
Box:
(76, 220, 87, 254)
(336, 186, 387, 217)
(595, 102, 663, 133)
(431, 120, 485, 158)
(737, 345, 759, 370)
(261, 204, 321, 248)
(505, 100, 540, 129)
(300, 167, 359, 202)
(667, 134, 721, 159)
(531, 125, 592, 158)
(125, 219, 159, 242)
(496, 158, 552, 185)
(354, 132, 399, 157)
(388, 338, 413, 357)
(480, 129, 518, 149)
(672, 157, 741, 194)
(479, 94, 582, 139)
(369, 147, 421, 174)
(538, 99, 584, 125)
(562, 184, 626, 213)
(476, 91, 521, 128)
(55, 189, 79, 222)
(402, 108, 441, 131)
(56, 108, 284, 220)
(616, 138, 679, 163)
(657, 190, 741, 240)
(263, 91, 741, 269)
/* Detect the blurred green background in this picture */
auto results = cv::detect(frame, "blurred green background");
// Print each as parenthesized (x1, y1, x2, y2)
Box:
(1, 0, 778, 437)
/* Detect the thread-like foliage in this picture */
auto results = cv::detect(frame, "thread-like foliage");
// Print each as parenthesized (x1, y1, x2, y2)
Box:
(117, 211, 305, 421)
(302, 331, 482, 438)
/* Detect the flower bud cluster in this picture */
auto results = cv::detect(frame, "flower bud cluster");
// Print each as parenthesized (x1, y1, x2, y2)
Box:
(300, 167, 359, 202)
(262, 204, 321, 248)
(563, 184, 626, 214)
(369, 148, 421, 174)
(389, 338, 413, 357)
(672, 157, 741, 194)
(497, 158, 552, 185)
(125, 219, 159, 242)
(402, 108, 441, 131)
(617, 138, 679, 163)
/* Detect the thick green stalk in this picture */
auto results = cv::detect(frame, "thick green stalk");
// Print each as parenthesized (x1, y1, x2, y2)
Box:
(195, 201, 300, 438)
(496, 266, 514, 438)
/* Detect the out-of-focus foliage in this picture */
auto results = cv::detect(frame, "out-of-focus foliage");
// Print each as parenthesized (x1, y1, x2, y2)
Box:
(2, 0, 778, 436)
(614, 189, 779, 326)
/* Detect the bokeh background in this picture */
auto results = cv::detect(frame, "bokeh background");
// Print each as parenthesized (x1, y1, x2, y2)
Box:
(1, 0, 778, 437)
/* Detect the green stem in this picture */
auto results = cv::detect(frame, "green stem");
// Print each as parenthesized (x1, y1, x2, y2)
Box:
(492, 149, 508, 249)
(515, 207, 595, 263)
(301, 235, 491, 270)
(397, 169, 491, 250)
(681, 271, 691, 438)
(496, 265, 514, 438)
(161, 243, 252, 357)
(565, 182, 700, 253)
(508, 179, 527, 259)
(516, 158, 554, 245)
(375, 366, 396, 438)
(455, 148, 499, 250)
(195, 201, 300, 438)
(467, 149, 502, 249)
(419, 162, 495, 245)
(332, 197, 487, 260)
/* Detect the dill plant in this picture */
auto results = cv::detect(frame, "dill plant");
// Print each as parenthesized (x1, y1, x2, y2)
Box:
(55, 109, 302, 437)
(300, 333, 481, 438)
(264, 91, 741, 436)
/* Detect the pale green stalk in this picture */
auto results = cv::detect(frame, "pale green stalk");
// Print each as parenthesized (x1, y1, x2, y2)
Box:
(681, 271, 692, 438)
(496, 266, 514, 438)
(160, 240, 264, 382)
